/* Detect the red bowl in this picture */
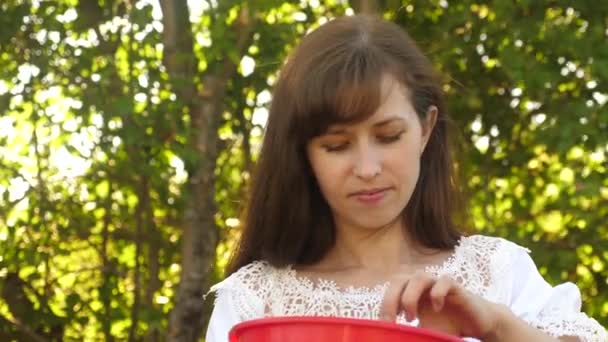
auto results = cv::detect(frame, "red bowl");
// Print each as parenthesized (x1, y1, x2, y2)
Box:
(229, 316, 463, 342)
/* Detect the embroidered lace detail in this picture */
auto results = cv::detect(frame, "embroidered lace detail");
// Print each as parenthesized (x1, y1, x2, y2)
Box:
(209, 260, 274, 321)
(212, 235, 606, 341)
(426, 235, 505, 299)
(528, 308, 608, 342)
(272, 267, 389, 320)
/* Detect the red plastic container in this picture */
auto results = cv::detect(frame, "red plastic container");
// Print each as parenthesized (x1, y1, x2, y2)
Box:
(229, 316, 463, 342)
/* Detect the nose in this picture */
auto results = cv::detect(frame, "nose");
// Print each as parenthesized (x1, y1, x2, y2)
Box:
(353, 144, 381, 180)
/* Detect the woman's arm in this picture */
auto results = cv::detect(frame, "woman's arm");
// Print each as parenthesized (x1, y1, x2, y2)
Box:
(380, 271, 601, 341)
(206, 275, 256, 342)
(485, 303, 563, 342)
(506, 246, 606, 342)
(205, 288, 241, 342)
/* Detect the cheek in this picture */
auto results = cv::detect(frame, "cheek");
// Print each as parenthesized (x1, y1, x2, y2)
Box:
(390, 141, 423, 179)
(312, 159, 339, 184)
(308, 155, 349, 200)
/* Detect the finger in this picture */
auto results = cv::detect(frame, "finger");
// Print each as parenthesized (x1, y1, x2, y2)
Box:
(400, 271, 436, 321)
(428, 275, 458, 312)
(379, 276, 409, 321)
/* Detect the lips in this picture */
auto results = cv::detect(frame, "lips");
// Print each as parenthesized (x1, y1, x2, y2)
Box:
(349, 187, 391, 204)
(350, 188, 389, 196)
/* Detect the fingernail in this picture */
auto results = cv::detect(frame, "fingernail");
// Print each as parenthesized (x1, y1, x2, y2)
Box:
(433, 301, 441, 312)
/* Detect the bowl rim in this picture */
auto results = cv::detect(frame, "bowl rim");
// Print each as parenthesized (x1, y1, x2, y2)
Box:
(228, 316, 463, 341)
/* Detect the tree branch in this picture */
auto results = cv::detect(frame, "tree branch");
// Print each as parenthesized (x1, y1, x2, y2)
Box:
(0, 313, 48, 342)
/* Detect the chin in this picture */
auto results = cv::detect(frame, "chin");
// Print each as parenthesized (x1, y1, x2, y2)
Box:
(353, 215, 402, 231)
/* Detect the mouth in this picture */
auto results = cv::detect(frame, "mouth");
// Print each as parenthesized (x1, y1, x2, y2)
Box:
(350, 187, 389, 196)
(349, 187, 391, 204)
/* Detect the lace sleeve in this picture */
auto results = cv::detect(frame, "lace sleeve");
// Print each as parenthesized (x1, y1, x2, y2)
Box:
(507, 245, 607, 341)
(205, 279, 242, 342)
(205, 261, 275, 342)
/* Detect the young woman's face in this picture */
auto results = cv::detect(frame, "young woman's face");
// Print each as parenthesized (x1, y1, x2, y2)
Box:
(306, 74, 436, 233)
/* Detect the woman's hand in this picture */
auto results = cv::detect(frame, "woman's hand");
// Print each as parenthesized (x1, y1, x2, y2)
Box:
(379, 270, 503, 339)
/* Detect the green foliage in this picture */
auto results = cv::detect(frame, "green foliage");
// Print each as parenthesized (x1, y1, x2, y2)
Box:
(0, 0, 346, 340)
(0, 0, 606, 340)
(390, 0, 608, 322)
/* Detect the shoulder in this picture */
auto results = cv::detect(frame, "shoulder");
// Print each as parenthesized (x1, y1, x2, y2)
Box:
(459, 233, 536, 270)
(441, 235, 531, 300)
(456, 234, 530, 264)
(211, 260, 278, 295)
(459, 234, 533, 271)
(207, 260, 282, 322)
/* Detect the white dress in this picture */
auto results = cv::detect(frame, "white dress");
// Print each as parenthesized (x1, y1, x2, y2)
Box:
(205, 235, 607, 341)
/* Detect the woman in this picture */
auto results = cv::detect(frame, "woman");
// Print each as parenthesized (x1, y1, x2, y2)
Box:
(205, 15, 606, 341)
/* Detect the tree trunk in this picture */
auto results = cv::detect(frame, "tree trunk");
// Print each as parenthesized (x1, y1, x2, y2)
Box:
(352, 0, 380, 14)
(168, 101, 221, 341)
(160, 1, 253, 341)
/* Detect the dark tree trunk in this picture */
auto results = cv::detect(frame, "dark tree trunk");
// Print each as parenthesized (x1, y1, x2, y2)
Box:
(160, 1, 253, 341)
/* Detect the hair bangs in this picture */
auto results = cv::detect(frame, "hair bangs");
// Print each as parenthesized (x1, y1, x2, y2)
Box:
(292, 48, 390, 142)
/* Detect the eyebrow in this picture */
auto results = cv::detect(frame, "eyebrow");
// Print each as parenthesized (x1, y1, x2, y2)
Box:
(372, 117, 406, 127)
(325, 116, 406, 135)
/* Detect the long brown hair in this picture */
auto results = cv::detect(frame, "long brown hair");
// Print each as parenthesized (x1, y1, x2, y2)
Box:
(228, 15, 465, 274)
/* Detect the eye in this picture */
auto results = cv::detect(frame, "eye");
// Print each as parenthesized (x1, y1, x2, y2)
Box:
(377, 131, 405, 143)
(322, 142, 349, 152)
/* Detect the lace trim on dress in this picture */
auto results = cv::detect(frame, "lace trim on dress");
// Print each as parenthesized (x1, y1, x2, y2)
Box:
(528, 308, 608, 342)
(210, 235, 607, 341)
(213, 235, 495, 321)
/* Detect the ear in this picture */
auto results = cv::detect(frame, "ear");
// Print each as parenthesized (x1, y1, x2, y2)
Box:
(420, 105, 438, 153)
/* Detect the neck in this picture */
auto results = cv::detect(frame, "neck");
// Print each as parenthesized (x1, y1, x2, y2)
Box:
(322, 218, 433, 274)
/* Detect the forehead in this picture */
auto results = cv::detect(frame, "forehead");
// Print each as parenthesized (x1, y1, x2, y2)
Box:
(325, 77, 416, 131)
(288, 48, 413, 143)
(374, 77, 416, 119)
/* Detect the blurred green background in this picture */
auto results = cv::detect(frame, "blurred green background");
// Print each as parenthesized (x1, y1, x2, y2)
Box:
(0, 0, 606, 341)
